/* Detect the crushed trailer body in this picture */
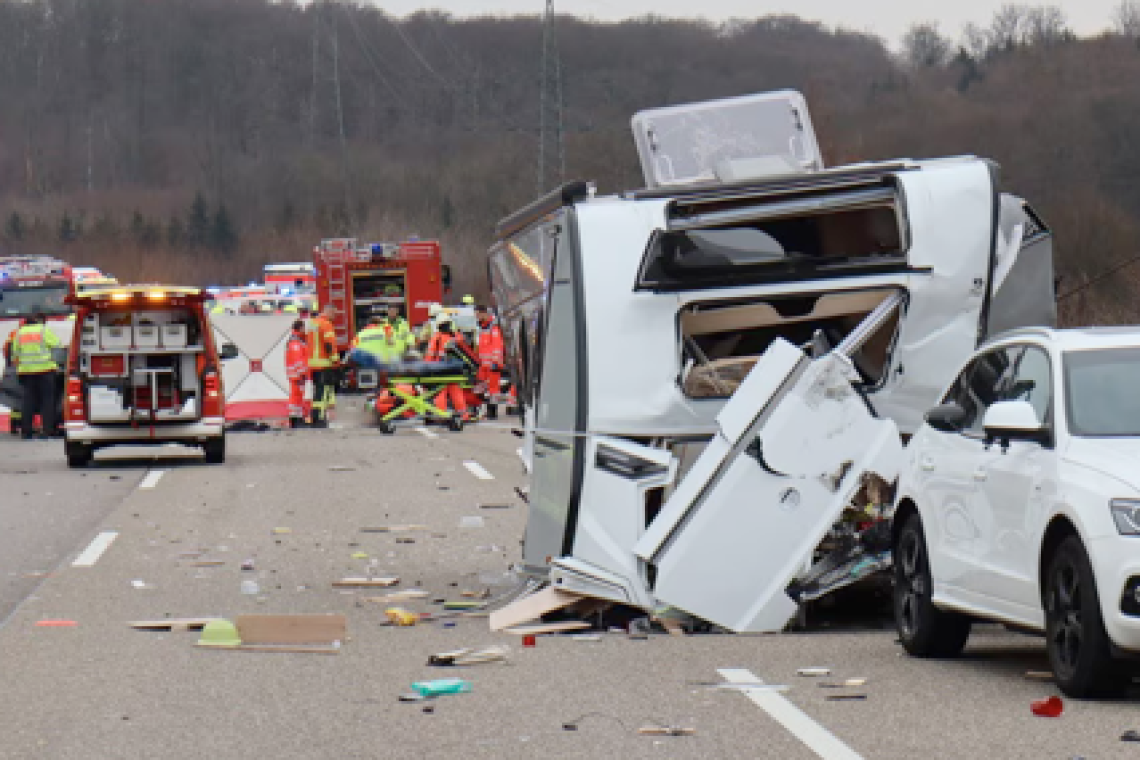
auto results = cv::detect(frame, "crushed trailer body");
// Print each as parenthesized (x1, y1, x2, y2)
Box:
(487, 90, 1056, 633)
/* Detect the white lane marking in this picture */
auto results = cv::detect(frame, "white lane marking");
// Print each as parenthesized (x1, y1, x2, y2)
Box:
(72, 531, 120, 568)
(415, 427, 439, 440)
(463, 461, 494, 480)
(717, 668, 863, 760)
(138, 470, 167, 490)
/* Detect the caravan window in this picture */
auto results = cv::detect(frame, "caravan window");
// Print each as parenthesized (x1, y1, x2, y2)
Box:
(489, 225, 555, 313)
(638, 184, 907, 291)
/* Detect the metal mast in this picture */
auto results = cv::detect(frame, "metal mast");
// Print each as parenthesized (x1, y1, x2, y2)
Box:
(538, 0, 565, 194)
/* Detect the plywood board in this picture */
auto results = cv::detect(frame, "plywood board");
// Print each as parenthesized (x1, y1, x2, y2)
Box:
(235, 614, 346, 645)
(332, 577, 399, 587)
(360, 525, 429, 533)
(196, 643, 340, 654)
(502, 620, 592, 636)
(489, 586, 584, 631)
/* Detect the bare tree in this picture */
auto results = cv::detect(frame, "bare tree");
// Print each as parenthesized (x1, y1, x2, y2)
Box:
(901, 21, 952, 67)
(1024, 6, 1070, 46)
(1112, 0, 1140, 36)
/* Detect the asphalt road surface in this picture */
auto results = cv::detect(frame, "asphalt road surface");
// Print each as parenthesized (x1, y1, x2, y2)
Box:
(0, 407, 1138, 759)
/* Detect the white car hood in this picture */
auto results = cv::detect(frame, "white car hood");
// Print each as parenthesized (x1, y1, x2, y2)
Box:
(1062, 437, 1140, 491)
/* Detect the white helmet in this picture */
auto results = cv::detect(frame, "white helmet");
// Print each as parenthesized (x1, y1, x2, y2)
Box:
(428, 303, 444, 317)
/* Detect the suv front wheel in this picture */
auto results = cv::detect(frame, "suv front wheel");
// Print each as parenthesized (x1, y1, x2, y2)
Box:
(1044, 535, 1128, 697)
(894, 512, 972, 657)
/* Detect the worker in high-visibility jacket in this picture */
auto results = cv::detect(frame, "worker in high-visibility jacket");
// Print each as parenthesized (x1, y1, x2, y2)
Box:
(353, 317, 407, 364)
(382, 305, 412, 348)
(474, 305, 505, 420)
(10, 313, 61, 440)
(425, 321, 469, 419)
(283, 302, 300, 315)
(305, 305, 338, 428)
(285, 320, 309, 428)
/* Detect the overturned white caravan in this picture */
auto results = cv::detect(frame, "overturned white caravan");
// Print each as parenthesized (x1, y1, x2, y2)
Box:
(487, 91, 1056, 633)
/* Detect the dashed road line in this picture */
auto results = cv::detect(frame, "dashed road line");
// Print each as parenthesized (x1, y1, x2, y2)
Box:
(72, 531, 120, 568)
(717, 668, 863, 760)
(463, 461, 494, 480)
(415, 427, 439, 440)
(138, 470, 167, 490)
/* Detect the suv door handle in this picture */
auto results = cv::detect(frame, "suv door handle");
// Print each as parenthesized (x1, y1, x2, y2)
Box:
(973, 469, 988, 482)
(920, 456, 935, 472)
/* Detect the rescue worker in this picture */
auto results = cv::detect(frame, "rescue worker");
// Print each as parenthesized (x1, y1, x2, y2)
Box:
(417, 303, 445, 349)
(382, 305, 412, 347)
(283, 302, 300, 315)
(353, 317, 406, 364)
(2, 318, 27, 434)
(10, 313, 61, 440)
(209, 301, 227, 316)
(455, 295, 478, 347)
(426, 321, 469, 420)
(306, 305, 338, 428)
(474, 305, 505, 420)
(285, 320, 309, 428)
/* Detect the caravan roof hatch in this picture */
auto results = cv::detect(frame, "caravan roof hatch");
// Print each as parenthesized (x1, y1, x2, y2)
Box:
(631, 90, 824, 190)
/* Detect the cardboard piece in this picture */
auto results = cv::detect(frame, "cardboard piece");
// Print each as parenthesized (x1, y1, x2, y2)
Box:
(235, 614, 346, 645)
(502, 620, 592, 636)
(489, 586, 584, 631)
(333, 577, 400, 587)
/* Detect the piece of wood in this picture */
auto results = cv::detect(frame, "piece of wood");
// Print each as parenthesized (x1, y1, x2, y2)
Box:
(129, 618, 223, 631)
(235, 614, 346, 645)
(658, 618, 686, 637)
(196, 643, 340, 654)
(489, 586, 584, 631)
(359, 525, 429, 533)
(189, 560, 225, 567)
(638, 726, 696, 736)
(363, 590, 429, 602)
(332, 577, 400, 587)
(502, 620, 591, 636)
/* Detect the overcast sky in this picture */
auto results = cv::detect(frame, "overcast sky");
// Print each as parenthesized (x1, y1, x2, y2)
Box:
(369, 0, 1120, 46)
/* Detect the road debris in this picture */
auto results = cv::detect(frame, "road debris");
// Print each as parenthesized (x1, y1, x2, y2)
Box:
(333, 577, 400, 587)
(360, 525, 429, 533)
(819, 678, 868, 688)
(458, 516, 485, 529)
(638, 726, 696, 736)
(1025, 670, 1054, 681)
(825, 694, 868, 701)
(503, 621, 591, 636)
(1030, 696, 1064, 717)
(411, 678, 472, 697)
(1122, 730, 1140, 743)
(271, 528, 292, 535)
(35, 620, 78, 627)
(129, 618, 222, 631)
(797, 667, 832, 677)
(385, 608, 420, 626)
(428, 645, 510, 666)
(328, 465, 356, 472)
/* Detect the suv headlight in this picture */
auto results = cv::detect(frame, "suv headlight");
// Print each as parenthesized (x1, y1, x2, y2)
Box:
(1110, 499, 1140, 535)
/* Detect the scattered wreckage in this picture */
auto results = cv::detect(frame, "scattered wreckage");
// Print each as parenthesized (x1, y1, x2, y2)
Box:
(487, 90, 1057, 633)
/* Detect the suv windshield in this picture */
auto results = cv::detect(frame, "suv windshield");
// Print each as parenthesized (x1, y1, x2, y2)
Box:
(1064, 347, 1140, 436)
(0, 285, 71, 318)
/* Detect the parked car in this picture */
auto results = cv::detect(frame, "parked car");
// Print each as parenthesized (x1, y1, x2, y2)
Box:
(62, 286, 237, 467)
(893, 326, 1140, 696)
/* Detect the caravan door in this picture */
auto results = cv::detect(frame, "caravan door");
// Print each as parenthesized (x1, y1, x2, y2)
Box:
(634, 338, 904, 633)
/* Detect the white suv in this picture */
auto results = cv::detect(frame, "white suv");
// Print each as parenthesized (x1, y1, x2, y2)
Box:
(893, 327, 1140, 697)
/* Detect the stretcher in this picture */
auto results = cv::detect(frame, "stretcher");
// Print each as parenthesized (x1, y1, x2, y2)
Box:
(350, 345, 478, 434)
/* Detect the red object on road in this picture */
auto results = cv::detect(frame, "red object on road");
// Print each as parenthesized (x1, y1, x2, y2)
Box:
(1030, 696, 1063, 717)
(522, 634, 536, 648)
(35, 620, 78, 627)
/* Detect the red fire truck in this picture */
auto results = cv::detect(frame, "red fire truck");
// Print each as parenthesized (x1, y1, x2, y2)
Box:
(313, 238, 449, 351)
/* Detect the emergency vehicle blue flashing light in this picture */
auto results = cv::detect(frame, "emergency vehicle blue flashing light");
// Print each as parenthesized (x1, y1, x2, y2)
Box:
(370, 243, 384, 255)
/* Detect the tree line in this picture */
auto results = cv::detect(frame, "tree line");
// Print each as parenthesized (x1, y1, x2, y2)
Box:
(2, 0, 1140, 321)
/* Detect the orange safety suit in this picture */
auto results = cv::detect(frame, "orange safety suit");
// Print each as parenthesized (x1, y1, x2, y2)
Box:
(476, 317, 504, 410)
(426, 331, 468, 417)
(305, 314, 338, 423)
(285, 330, 309, 422)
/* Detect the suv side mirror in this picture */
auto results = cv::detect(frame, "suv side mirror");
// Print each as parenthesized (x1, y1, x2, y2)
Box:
(983, 400, 1049, 448)
(219, 343, 239, 361)
(925, 403, 967, 433)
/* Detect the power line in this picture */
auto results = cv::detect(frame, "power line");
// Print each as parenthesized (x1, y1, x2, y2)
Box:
(342, 6, 415, 110)
(388, 16, 456, 91)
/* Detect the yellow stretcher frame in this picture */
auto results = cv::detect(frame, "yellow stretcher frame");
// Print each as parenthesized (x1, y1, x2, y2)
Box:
(374, 373, 472, 434)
